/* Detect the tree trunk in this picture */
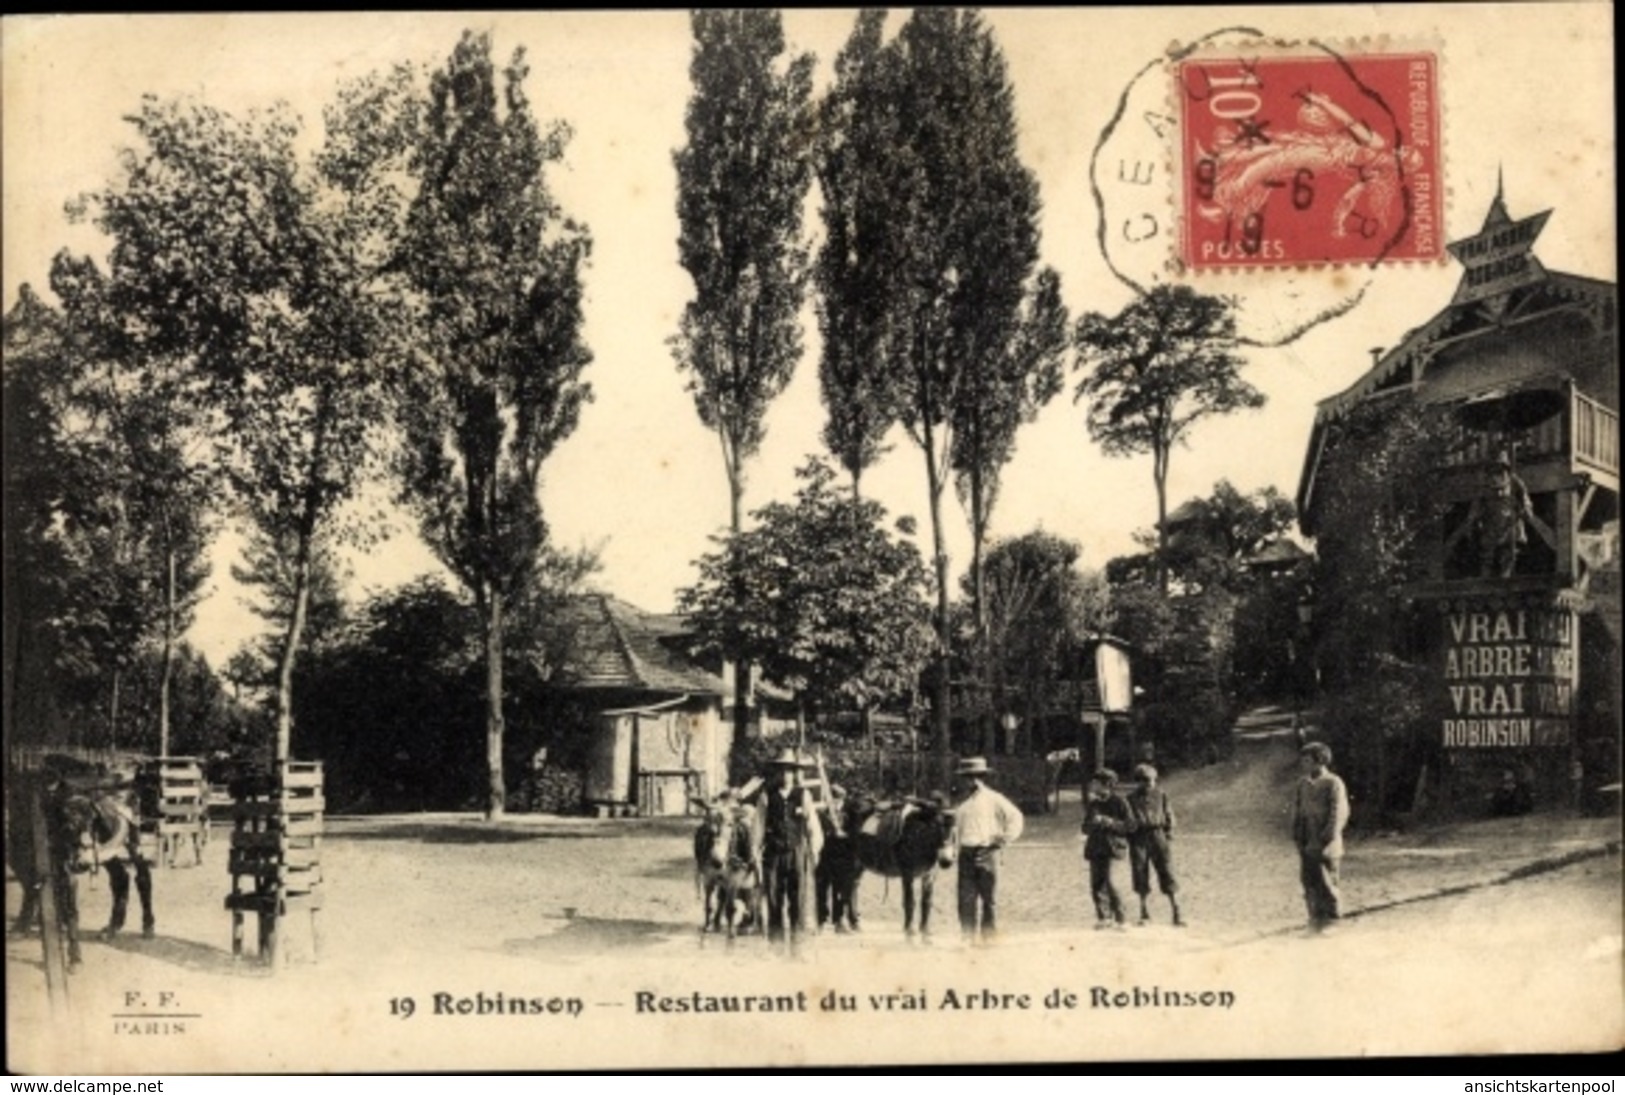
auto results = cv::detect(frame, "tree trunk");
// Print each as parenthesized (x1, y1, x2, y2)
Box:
(158, 542, 177, 758)
(108, 669, 121, 751)
(483, 586, 506, 819)
(1154, 444, 1170, 597)
(3, 578, 24, 750)
(971, 463, 995, 755)
(923, 422, 952, 758)
(274, 536, 313, 765)
(727, 461, 753, 746)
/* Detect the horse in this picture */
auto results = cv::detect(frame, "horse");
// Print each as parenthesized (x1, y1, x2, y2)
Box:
(848, 795, 957, 937)
(692, 798, 762, 940)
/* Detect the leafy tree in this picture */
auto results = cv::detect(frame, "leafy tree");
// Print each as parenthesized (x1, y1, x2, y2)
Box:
(50, 250, 218, 756)
(1074, 285, 1264, 594)
(107, 642, 247, 759)
(80, 89, 406, 764)
(232, 524, 350, 664)
(952, 267, 1069, 739)
(221, 647, 268, 703)
(970, 531, 1111, 753)
(395, 32, 594, 817)
(294, 577, 480, 811)
(672, 10, 815, 744)
(3, 286, 93, 746)
(679, 458, 933, 735)
(1305, 399, 1456, 816)
(1308, 400, 1453, 687)
(844, 9, 1047, 751)
(291, 553, 599, 813)
(813, 10, 899, 497)
(1112, 479, 1296, 595)
(1102, 479, 1297, 757)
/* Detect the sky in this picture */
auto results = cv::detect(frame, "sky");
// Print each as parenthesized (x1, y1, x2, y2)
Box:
(2, 7, 1615, 666)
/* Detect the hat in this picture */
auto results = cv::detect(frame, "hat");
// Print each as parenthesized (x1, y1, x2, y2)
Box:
(1132, 763, 1158, 783)
(1090, 767, 1119, 786)
(766, 748, 811, 769)
(955, 756, 992, 777)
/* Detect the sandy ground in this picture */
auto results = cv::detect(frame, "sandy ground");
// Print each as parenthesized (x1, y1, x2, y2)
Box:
(7, 730, 1622, 1071)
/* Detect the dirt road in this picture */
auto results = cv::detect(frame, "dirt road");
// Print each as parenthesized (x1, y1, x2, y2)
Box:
(7, 727, 1620, 1070)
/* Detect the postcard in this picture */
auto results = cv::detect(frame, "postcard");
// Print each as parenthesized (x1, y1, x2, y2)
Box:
(3, 7, 1619, 1072)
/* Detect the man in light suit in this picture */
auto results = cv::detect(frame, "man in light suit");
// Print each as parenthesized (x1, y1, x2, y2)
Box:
(1291, 742, 1350, 931)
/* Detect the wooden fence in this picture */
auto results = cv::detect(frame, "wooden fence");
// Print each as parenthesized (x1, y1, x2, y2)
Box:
(817, 747, 1057, 814)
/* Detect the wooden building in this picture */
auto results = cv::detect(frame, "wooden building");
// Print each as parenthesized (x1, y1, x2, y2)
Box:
(1297, 185, 1619, 806)
(558, 595, 734, 817)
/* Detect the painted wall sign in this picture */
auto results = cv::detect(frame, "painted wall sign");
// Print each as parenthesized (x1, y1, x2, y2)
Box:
(1441, 607, 1576, 747)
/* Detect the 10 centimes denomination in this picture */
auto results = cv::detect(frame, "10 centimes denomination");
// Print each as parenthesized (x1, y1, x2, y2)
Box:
(1177, 46, 1442, 271)
(1092, 29, 1447, 348)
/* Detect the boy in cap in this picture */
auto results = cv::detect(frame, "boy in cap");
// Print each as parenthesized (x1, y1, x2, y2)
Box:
(1082, 768, 1133, 929)
(951, 756, 1023, 941)
(1291, 742, 1350, 931)
(1126, 763, 1183, 926)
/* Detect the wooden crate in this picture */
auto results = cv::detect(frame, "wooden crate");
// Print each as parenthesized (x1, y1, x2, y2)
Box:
(224, 761, 323, 967)
(138, 757, 208, 867)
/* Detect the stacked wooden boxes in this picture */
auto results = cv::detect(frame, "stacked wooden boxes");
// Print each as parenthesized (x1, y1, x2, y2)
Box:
(138, 757, 207, 867)
(225, 761, 324, 967)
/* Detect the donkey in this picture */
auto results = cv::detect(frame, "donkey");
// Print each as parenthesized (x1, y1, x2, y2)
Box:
(692, 798, 762, 940)
(849, 796, 958, 936)
(8, 761, 155, 967)
(63, 783, 156, 942)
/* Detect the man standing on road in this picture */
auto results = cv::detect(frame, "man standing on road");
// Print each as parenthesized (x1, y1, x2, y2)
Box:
(759, 750, 820, 946)
(1291, 742, 1350, 931)
(1126, 763, 1184, 926)
(952, 756, 1023, 942)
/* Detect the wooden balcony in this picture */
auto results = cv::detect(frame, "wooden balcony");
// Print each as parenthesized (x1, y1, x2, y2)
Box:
(1439, 382, 1617, 496)
(1573, 388, 1619, 491)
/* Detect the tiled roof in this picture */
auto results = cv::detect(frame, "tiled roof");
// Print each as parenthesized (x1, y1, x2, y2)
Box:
(556, 594, 724, 695)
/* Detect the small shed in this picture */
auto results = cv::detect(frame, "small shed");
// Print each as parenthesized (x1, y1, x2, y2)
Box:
(559, 596, 733, 818)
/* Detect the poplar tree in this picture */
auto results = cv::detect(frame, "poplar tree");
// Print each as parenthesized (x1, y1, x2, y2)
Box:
(396, 32, 593, 817)
(814, 10, 899, 498)
(854, 9, 1046, 751)
(672, 10, 815, 739)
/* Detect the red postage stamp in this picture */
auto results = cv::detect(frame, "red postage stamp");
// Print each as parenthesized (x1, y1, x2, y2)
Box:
(1176, 48, 1442, 271)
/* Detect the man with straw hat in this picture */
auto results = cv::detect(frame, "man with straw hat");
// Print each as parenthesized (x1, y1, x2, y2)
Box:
(758, 748, 821, 944)
(951, 756, 1023, 942)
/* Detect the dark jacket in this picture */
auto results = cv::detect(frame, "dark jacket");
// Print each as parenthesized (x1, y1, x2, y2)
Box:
(761, 783, 810, 856)
(1082, 791, 1134, 860)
